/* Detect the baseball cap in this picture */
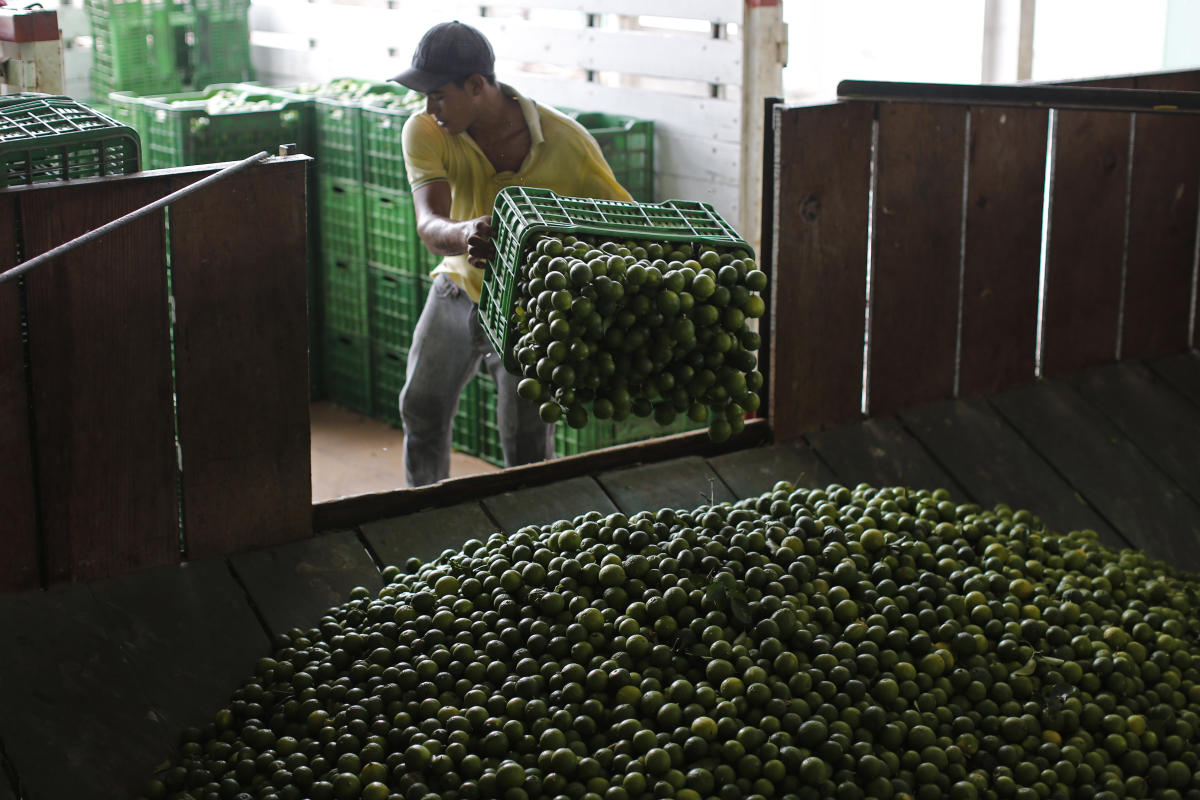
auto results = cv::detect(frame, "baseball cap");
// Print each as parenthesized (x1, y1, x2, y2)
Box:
(392, 21, 495, 93)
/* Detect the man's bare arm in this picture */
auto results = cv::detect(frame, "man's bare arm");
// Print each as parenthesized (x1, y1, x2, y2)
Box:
(412, 180, 494, 268)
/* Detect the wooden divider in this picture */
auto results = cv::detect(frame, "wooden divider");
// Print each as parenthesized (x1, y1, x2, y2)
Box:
(868, 103, 965, 417)
(0, 196, 39, 592)
(770, 102, 873, 441)
(1121, 111, 1200, 359)
(21, 180, 180, 585)
(1039, 108, 1131, 378)
(958, 106, 1048, 397)
(170, 159, 313, 559)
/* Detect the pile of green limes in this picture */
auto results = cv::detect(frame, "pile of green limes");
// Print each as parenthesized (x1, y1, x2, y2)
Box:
(509, 234, 767, 443)
(144, 483, 1200, 800)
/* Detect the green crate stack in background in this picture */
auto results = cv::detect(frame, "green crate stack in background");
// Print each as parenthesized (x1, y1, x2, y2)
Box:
(87, 0, 183, 102)
(190, 0, 255, 88)
(559, 108, 654, 202)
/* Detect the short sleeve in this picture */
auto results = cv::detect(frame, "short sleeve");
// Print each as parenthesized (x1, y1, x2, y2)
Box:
(401, 112, 448, 191)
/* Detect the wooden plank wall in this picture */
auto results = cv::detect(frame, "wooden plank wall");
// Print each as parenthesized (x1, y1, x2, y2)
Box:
(0, 159, 312, 592)
(246, 0, 746, 230)
(770, 72, 1200, 439)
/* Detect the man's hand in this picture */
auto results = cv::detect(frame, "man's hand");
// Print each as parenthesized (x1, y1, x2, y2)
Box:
(464, 215, 495, 270)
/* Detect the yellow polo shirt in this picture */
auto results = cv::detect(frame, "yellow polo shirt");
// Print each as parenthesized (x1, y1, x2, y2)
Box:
(402, 84, 633, 303)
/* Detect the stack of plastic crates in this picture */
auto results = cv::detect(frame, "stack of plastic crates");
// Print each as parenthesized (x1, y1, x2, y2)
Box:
(190, 0, 254, 88)
(87, 0, 183, 102)
(559, 108, 654, 202)
(0, 95, 140, 187)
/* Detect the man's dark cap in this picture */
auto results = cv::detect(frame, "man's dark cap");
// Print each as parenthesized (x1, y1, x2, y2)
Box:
(391, 21, 495, 92)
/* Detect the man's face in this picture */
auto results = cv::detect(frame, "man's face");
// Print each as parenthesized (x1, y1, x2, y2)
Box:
(422, 78, 480, 134)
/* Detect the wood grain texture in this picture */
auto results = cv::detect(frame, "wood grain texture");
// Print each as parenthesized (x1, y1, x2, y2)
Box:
(706, 441, 837, 499)
(482, 476, 619, 533)
(597, 455, 736, 514)
(807, 416, 967, 497)
(0, 584, 172, 798)
(1071, 362, 1200, 504)
(1120, 112, 1200, 359)
(899, 397, 1120, 546)
(1134, 70, 1200, 92)
(958, 106, 1048, 396)
(171, 160, 313, 558)
(869, 103, 967, 416)
(229, 531, 381, 638)
(88, 557, 270, 732)
(21, 180, 180, 585)
(771, 103, 873, 438)
(1040, 109, 1131, 377)
(0, 194, 39, 592)
(1149, 351, 1200, 406)
(990, 381, 1200, 574)
(361, 502, 500, 568)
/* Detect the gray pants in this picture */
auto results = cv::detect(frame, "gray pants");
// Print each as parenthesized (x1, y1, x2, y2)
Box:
(399, 274, 555, 487)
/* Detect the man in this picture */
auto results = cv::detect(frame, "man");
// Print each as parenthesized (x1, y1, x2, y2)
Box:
(392, 20, 632, 486)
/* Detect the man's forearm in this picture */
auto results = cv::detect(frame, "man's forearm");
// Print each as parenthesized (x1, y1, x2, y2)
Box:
(417, 216, 471, 257)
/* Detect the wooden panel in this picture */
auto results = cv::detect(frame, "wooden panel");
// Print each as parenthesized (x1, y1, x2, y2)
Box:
(706, 441, 837, 499)
(869, 103, 966, 416)
(1134, 70, 1200, 92)
(361, 503, 500, 568)
(0, 194, 38, 592)
(482, 476, 619, 533)
(1120, 112, 1200, 359)
(771, 102, 873, 438)
(0, 585, 172, 798)
(990, 381, 1200, 573)
(172, 160, 312, 558)
(899, 397, 1121, 547)
(89, 557, 269, 732)
(1149, 351, 1200, 406)
(1040, 109, 1130, 377)
(1072, 362, 1200, 504)
(21, 180, 180, 585)
(597, 455, 736, 514)
(807, 416, 968, 498)
(230, 531, 381, 639)
(958, 106, 1047, 396)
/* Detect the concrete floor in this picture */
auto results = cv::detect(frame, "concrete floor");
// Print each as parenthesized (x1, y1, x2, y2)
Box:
(309, 401, 500, 502)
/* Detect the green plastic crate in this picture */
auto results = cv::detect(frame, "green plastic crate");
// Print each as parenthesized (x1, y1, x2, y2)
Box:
(191, 2, 254, 88)
(555, 409, 705, 456)
(560, 108, 654, 202)
(361, 98, 417, 192)
(479, 186, 751, 373)
(111, 84, 313, 169)
(473, 371, 503, 466)
(368, 267, 424, 350)
(321, 253, 367, 338)
(318, 176, 366, 264)
(452, 370, 484, 459)
(365, 186, 420, 275)
(87, 0, 182, 99)
(0, 97, 141, 186)
(323, 330, 371, 415)
(370, 343, 407, 428)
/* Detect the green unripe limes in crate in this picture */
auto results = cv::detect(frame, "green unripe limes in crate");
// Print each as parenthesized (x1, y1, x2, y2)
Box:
(508, 233, 767, 441)
(146, 482, 1200, 799)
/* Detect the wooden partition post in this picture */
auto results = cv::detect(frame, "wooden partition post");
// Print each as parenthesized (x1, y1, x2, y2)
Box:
(868, 103, 966, 416)
(171, 159, 313, 558)
(21, 181, 180, 585)
(0, 196, 39, 591)
(771, 102, 873, 441)
(958, 106, 1048, 397)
